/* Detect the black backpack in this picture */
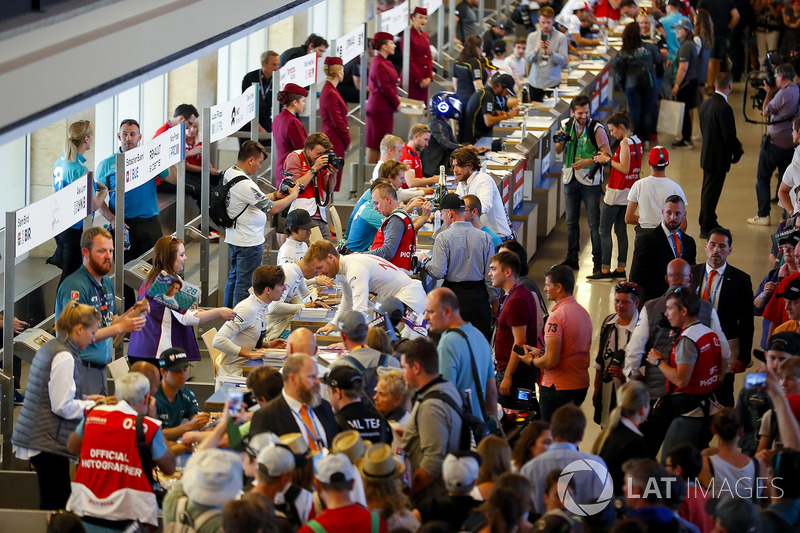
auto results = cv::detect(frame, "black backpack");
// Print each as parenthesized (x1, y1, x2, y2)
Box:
(416, 389, 489, 451)
(209, 175, 248, 229)
(343, 353, 391, 399)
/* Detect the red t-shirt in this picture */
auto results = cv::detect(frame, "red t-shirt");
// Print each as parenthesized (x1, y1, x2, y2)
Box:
(679, 483, 715, 533)
(495, 283, 540, 373)
(154, 121, 172, 185)
(764, 272, 799, 325)
(298, 504, 388, 533)
(399, 144, 421, 187)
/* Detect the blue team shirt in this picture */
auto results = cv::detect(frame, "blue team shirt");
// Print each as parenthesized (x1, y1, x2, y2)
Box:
(55, 265, 116, 365)
(53, 153, 94, 230)
(346, 190, 386, 251)
(481, 225, 502, 249)
(96, 150, 160, 219)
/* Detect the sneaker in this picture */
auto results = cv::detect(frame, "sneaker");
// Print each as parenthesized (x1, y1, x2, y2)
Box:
(671, 139, 693, 149)
(14, 390, 24, 405)
(208, 230, 220, 241)
(747, 215, 771, 226)
(611, 269, 627, 279)
(587, 271, 615, 281)
(560, 258, 579, 270)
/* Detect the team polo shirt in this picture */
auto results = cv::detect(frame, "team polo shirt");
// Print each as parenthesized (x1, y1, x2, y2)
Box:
(54, 153, 94, 230)
(399, 144, 422, 184)
(55, 265, 116, 365)
(96, 150, 159, 219)
(154, 384, 202, 429)
(542, 295, 592, 390)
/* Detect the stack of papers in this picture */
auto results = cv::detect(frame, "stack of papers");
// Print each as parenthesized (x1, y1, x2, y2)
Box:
(297, 308, 330, 320)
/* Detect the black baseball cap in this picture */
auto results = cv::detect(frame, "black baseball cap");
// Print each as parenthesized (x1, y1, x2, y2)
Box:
(286, 210, 315, 230)
(494, 74, 516, 96)
(778, 278, 800, 301)
(439, 193, 465, 211)
(158, 347, 190, 371)
(321, 366, 363, 390)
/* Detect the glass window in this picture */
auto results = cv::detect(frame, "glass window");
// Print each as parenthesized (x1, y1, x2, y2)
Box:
(0, 136, 29, 231)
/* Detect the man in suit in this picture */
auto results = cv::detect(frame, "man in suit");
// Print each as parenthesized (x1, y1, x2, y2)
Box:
(690, 228, 753, 407)
(250, 353, 339, 450)
(629, 195, 697, 303)
(698, 73, 743, 238)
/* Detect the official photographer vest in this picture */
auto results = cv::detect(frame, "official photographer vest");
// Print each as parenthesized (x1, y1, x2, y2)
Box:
(563, 118, 605, 186)
(370, 208, 416, 271)
(68, 403, 161, 526)
(668, 322, 723, 396)
(285, 149, 328, 222)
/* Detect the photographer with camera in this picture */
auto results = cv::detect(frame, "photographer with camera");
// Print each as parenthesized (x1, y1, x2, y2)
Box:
(748, 63, 800, 227)
(555, 95, 611, 273)
(284, 132, 341, 241)
(592, 282, 640, 428)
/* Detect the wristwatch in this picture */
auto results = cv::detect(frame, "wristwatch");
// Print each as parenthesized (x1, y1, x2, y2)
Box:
(653, 357, 663, 366)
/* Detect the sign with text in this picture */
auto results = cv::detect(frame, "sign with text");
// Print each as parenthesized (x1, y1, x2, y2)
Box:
(423, 0, 442, 15)
(123, 125, 185, 193)
(279, 52, 318, 90)
(335, 24, 367, 65)
(513, 160, 525, 211)
(15, 174, 91, 256)
(210, 85, 257, 143)
(380, 1, 409, 35)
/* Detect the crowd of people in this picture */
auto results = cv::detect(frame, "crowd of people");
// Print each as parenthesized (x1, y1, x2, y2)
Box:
(16, 1, 800, 533)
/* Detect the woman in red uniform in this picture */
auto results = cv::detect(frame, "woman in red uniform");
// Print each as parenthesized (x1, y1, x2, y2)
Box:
(403, 7, 434, 104)
(271, 83, 308, 183)
(367, 32, 401, 163)
(320, 56, 351, 192)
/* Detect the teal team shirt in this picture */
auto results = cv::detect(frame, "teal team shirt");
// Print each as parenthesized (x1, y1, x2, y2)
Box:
(154, 384, 202, 429)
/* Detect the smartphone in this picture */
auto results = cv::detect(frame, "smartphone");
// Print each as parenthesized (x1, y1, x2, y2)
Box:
(513, 344, 525, 356)
(745, 372, 766, 389)
(227, 389, 244, 417)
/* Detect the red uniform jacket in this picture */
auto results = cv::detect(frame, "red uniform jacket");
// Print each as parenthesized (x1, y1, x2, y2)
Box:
(668, 323, 723, 396)
(367, 54, 401, 113)
(401, 28, 434, 102)
(273, 108, 308, 184)
(370, 210, 416, 270)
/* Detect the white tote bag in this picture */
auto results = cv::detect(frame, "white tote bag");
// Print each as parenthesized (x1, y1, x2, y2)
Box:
(657, 99, 686, 138)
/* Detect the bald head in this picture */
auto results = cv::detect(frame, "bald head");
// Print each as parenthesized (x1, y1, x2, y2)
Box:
(131, 362, 160, 395)
(287, 327, 317, 356)
(665, 258, 692, 288)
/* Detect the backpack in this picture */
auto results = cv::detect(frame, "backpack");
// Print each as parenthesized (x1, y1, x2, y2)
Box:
(209, 174, 248, 229)
(622, 51, 653, 92)
(693, 36, 711, 85)
(415, 389, 489, 452)
(163, 496, 221, 533)
(343, 353, 391, 399)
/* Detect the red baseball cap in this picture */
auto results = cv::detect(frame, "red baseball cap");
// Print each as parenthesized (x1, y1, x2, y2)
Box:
(648, 146, 670, 167)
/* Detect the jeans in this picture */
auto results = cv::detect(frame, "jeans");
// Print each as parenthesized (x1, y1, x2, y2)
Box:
(539, 384, 588, 423)
(564, 179, 602, 265)
(756, 140, 795, 217)
(30, 452, 72, 510)
(224, 243, 263, 308)
(625, 87, 654, 144)
(661, 415, 712, 462)
(599, 202, 628, 269)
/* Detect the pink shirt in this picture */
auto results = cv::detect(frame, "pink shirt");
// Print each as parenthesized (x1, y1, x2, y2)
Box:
(542, 295, 592, 390)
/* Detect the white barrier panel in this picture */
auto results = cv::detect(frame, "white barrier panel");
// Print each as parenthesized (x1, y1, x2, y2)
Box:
(279, 52, 318, 89)
(381, 1, 409, 35)
(210, 85, 257, 143)
(336, 24, 367, 65)
(15, 174, 91, 256)
(123, 125, 184, 192)
(423, 0, 442, 15)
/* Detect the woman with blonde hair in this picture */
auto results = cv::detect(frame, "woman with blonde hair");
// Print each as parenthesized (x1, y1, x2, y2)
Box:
(50, 120, 108, 285)
(127, 235, 236, 366)
(12, 302, 111, 510)
(374, 369, 412, 448)
(593, 380, 650, 495)
(473, 435, 512, 500)
(320, 56, 351, 192)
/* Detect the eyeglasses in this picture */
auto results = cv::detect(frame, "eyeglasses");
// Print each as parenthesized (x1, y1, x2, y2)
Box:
(615, 282, 639, 296)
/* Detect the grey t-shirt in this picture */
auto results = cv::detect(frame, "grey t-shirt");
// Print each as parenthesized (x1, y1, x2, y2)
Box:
(676, 39, 698, 81)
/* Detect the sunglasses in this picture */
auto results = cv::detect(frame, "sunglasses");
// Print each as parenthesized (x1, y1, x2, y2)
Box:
(615, 281, 639, 296)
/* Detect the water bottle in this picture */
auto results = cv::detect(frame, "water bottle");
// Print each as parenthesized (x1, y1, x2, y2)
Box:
(123, 228, 131, 251)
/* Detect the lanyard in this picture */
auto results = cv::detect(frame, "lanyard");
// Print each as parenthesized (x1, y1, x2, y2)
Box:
(90, 279, 112, 328)
(705, 270, 721, 306)
(289, 405, 325, 449)
(258, 71, 271, 101)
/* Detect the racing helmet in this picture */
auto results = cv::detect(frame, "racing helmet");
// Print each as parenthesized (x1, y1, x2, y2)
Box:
(430, 91, 462, 120)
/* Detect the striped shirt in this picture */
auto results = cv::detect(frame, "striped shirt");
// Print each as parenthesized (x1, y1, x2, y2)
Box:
(425, 221, 499, 300)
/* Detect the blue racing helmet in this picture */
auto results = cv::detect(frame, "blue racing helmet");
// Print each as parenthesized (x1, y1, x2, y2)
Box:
(430, 91, 462, 120)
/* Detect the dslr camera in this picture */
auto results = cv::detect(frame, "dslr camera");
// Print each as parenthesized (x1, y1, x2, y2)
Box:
(602, 350, 625, 383)
(553, 131, 571, 143)
(279, 178, 303, 196)
(324, 149, 345, 170)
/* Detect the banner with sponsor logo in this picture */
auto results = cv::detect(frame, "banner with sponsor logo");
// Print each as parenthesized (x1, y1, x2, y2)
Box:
(210, 85, 257, 143)
(423, 0, 442, 15)
(380, 1, 409, 35)
(335, 24, 367, 65)
(122, 125, 184, 193)
(15, 174, 91, 256)
(279, 52, 318, 90)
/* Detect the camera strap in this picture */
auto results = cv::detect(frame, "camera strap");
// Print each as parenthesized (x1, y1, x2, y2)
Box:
(768, 83, 800, 126)
(303, 150, 334, 208)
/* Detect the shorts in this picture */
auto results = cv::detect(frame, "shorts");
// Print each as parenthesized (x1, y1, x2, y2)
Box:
(711, 37, 728, 61)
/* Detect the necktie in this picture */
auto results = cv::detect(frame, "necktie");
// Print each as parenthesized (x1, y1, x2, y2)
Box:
(702, 270, 718, 302)
(300, 405, 321, 452)
(671, 233, 682, 258)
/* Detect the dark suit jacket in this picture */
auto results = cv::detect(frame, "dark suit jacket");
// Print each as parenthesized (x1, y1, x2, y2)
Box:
(698, 93, 742, 172)
(250, 394, 340, 448)
(690, 263, 755, 365)
(599, 424, 649, 494)
(629, 226, 697, 303)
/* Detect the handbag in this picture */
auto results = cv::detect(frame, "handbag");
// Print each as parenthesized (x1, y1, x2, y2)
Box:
(657, 98, 686, 138)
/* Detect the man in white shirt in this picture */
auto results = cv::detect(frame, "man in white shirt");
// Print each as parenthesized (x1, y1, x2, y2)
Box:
(212, 265, 289, 377)
(264, 259, 331, 342)
(305, 240, 427, 335)
(372, 134, 406, 182)
(625, 146, 687, 236)
(491, 41, 516, 79)
(223, 141, 300, 308)
(452, 147, 513, 239)
(777, 118, 800, 215)
(505, 39, 528, 80)
(557, 1, 601, 48)
(277, 210, 314, 265)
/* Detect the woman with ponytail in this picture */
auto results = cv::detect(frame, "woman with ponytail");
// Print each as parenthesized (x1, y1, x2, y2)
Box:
(593, 380, 650, 495)
(50, 120, 108, 285)
(272, 83, 309, 183)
